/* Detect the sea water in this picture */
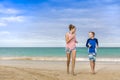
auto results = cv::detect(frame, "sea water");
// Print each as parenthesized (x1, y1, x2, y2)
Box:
(0, 47, 119, 61)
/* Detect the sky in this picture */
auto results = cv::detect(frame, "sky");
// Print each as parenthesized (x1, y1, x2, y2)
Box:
(0, 0, 120, 47)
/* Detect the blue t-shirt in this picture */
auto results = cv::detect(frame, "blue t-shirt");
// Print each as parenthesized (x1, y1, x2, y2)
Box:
(86, 38, 98, 54)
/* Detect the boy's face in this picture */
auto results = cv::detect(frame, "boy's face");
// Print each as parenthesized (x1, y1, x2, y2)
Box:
(89, 32, 94, 38)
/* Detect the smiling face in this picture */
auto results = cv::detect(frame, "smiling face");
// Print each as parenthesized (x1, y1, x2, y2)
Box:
(89, 32, 95, 38)
(71, 28, 76, 34)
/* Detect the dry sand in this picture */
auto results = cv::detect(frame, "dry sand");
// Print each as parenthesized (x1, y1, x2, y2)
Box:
(0, 60, 120, 80)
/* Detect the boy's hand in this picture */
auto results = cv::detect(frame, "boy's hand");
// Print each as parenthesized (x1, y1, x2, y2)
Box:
(96, 46, 99, 48)
(88, 44, 91, 48)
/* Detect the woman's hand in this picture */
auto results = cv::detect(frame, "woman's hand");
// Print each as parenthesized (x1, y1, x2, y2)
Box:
(72, 33, 75, 37)
(65, 33, 76, 44)
(75, 41, 78, 43)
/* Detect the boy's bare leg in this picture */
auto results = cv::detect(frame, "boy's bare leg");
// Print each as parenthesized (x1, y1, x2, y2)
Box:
(90, 61, 95, 74)
(66, 53, 71, 74)
(71, 50, 76, 75)
(93, 62, 95, 73)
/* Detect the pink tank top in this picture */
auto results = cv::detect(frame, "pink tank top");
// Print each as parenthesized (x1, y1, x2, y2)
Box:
(66, 32, 76, 50)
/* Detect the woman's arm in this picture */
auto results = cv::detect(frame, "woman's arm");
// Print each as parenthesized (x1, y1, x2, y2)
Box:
(75, 40, 78, 43)
(65, 33, 75, 44)
(75, 37, 78, 43)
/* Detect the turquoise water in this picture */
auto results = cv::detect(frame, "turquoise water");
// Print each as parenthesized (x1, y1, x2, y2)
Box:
(0, 47, 120, 58)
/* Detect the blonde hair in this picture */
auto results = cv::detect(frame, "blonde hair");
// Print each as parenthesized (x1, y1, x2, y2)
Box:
(89, 32, 95, 36)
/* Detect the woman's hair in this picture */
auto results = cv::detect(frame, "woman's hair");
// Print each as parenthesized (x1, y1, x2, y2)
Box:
(69, 24, 75, 31)
(89, 32, 95, 36)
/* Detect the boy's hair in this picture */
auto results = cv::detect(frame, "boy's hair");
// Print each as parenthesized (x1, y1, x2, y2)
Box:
(89, 32, 95, 36)
(69, 24, 75, 31)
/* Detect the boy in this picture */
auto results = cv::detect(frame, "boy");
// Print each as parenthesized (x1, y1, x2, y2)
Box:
(86, 32, 98, 74)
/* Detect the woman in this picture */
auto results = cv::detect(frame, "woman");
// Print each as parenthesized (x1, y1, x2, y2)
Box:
(65, 24, 78, 75)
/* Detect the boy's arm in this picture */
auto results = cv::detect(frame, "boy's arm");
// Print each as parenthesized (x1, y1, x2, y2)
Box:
(86, 39, 89, 48)
(96, 39, 99, 48)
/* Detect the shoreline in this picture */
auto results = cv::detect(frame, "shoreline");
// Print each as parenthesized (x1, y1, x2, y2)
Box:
(0, 60, 120, 70)
(0, 57, 120, 62)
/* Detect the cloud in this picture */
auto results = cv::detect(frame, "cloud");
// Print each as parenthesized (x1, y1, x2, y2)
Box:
(0, 3, 26, 27)
(0, 31, 10, 35)
(0, 8, 20, 14)
(35, 0, 120, 47)
(0, 39, 65, 47)
(0, 3, 21, 14)
(0, 0, 119, 47)
(0, 22, 7, 26)
(1, 16, 25, 22)
(0, 16, 25, 27)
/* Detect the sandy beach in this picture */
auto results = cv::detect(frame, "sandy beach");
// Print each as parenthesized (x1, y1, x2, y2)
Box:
(0, 60, 120, 80)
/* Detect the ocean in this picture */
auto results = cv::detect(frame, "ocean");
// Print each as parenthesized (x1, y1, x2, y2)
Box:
(0, 47, 120, 61)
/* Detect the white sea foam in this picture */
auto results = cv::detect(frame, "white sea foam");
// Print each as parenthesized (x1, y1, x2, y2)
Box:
(0, 57, 120, 62)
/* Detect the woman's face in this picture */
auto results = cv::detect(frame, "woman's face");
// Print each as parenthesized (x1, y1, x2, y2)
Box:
(71, 28, 76, 33)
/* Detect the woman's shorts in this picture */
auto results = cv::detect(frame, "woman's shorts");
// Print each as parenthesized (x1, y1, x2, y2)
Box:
(66, 47, 76, 54)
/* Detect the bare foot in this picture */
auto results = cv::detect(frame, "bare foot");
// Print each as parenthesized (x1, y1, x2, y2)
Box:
(72, 73, 77, 76)
(67, 71, 69, 74)
(67, 69, 69, 74)
(91, 71, 96, 74)
(71, 72, 76, 76)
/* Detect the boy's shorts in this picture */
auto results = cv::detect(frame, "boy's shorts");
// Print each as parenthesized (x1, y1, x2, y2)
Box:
(88, 53, 96, 62)
(66, 47, 76, 54)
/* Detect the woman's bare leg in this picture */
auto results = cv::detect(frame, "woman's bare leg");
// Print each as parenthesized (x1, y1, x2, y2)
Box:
(66, 53, 71, 74)
(71, 50, 76, 75)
